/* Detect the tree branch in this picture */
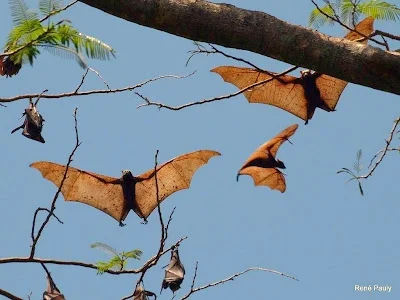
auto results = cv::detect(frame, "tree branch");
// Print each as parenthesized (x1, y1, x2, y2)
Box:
(78, 0, 400, 96)
(0, 289, 23, 300)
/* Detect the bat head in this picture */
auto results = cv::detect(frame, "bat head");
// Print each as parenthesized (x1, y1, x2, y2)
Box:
(276, 159, 286, 169)
(121, 170, 134, 182)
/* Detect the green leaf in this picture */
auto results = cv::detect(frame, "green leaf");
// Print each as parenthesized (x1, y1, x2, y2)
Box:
(358, 0, 400, 21)
(42, 43, 87, 68)
(6, 19, 45, 49)
(122, 249, 143, 260)
(91, 242, 120, 257)
(39, 0, 64, 16)
(309, 4, 337, 27)
(9, 0, 38, 26)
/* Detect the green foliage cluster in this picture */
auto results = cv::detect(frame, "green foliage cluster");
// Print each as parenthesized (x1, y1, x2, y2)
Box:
(5, 0, 115, 68)
(90, 242, 143, 274)
(309, 0, 400, 27)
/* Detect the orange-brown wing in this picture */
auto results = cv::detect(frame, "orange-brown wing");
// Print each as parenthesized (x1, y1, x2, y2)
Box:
(211, 66, 309, 121)
(239, 166, 286, 192)
(316, 17, 375, 110)
(253, 124, 298, 158)
(134, 150, 220, 219)
(30, 161, 128, 222)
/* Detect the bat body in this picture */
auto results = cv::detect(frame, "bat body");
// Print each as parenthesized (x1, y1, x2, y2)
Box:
(0, 56, 21, 77)
(237, 124, 298, 192)
(43, 276, 65, 300)
(11, 100, 45, 143)
(212, 17, 374, 124)
(133, 285, 156, 300)
(161, 248, 185, 293)
(30, 150, 220, 225)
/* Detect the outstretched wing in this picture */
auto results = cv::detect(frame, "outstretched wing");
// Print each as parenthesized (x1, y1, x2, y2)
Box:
(134, 150, 220, 219)
(316, 17, 375, 110)
(211, 66, 309, 121)
(253, 124, 299, 158)
(30, 162, 127, 222)
(239, 166, 286, 192)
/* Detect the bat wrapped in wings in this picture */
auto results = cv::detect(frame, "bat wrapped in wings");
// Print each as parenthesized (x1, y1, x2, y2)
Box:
(212, 17, 374, 124)
(30, 150, 220, 226)
(237, 124, 298, 192)
(11, 99, 45, 143)
(133, 285, 156, 300)
(161, 247, 185, 293)
(43, 275, 65, 300)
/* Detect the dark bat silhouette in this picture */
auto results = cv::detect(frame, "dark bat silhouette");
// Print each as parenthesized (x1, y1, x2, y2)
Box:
(11, 99, 45, 143)
(161, 248, 185, 293)
(0, 56, 22, 77)
(30, 150, 220, 226)
(133, 285, 157, 300)
(43, 276, 65, 300)
(237, 124, 298, 192)
(212, 17, 374, 124)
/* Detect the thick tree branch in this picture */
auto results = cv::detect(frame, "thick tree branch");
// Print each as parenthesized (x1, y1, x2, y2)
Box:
(0, 289, 23, 300)
(78, 0, 400, 96)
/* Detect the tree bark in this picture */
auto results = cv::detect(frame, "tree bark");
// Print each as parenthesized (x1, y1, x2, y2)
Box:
(78, 0, 400, 96)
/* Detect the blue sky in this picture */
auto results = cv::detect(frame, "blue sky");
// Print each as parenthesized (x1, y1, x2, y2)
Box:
(0, 0, 399, 299)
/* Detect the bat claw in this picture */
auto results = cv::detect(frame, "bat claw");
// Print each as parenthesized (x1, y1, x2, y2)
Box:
(119, 221, 126, 227)
(236, 174, 240, 182)
(141, 219, 148, 225)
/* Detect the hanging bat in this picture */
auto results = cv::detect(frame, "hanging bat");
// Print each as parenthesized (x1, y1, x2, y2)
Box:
(237, 124, 298, 192)
(211, 17, 374, 124)
(161, 247, 185, 293)
(0, 56, 22, 77)
(30, 150, 220, 226)
(11, 99, 45, 143)
(133, 285, 157, 300)
(43, 276, 65, 300)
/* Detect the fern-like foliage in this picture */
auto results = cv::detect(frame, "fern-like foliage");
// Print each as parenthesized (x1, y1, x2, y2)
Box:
(337, 149, 365, 195)
(4, 0, 116, 69)
(309, 0, 400, 27)
(90, 242, 142, 275)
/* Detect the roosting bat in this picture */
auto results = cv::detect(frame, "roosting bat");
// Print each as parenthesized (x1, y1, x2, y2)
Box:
(30, 150, 220, 226)
(0, 56, 21, 77)
(43, 276, 65, 300)
(211, 17, 374, 124)
(237, 124, 298, 192)
(11, 99, 45, 143)
(161, 247, 185, 293)
(133, 285, 156, 300)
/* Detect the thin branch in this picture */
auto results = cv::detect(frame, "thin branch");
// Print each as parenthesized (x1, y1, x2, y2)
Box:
(0, 73, 195, 103)
(359, 117, 400, 179)
(75, 69, 90, 93)
(136, 66, 298, 110)
(374, 30, 400, 42)
(31, 207, 64, 242)
(0, 289, 23, 300)
(40, 0, 79, 23)
(0, 238, 186, 275)
(180, 267, 298, 300)
(87, 67, 111, 90)
(30, 109, 81, 258)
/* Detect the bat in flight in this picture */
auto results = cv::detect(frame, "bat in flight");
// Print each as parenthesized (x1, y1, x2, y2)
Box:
(11, 99, 45, 143)
(30, 150, 220, 226)
(212, 17, 374, 124)
(237, 124, 298, 192)
(43, 275, 65, 300)
(161, 247, 185, 293)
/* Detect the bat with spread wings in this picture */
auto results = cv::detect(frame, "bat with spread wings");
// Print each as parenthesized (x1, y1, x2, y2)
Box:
(212, 17, 374, 124)
(237, 124, 298, 192)
(161, 247, 185, 293)
(30, 150, 220, 226)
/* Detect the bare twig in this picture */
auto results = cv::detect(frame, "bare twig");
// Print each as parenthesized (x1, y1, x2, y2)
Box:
(136, 66, 298, 110)
(180, 267, 298, 300)
(0, 289, 23, 300)
(75, 69, 90, 93)
(360, 117, 400, 179)
(87, 67, 111, 90)
(374, 30, 400, 42)
(30, 109, 81, 258)
(39, 0, 79, 23)
(0, 73, 195, 103)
